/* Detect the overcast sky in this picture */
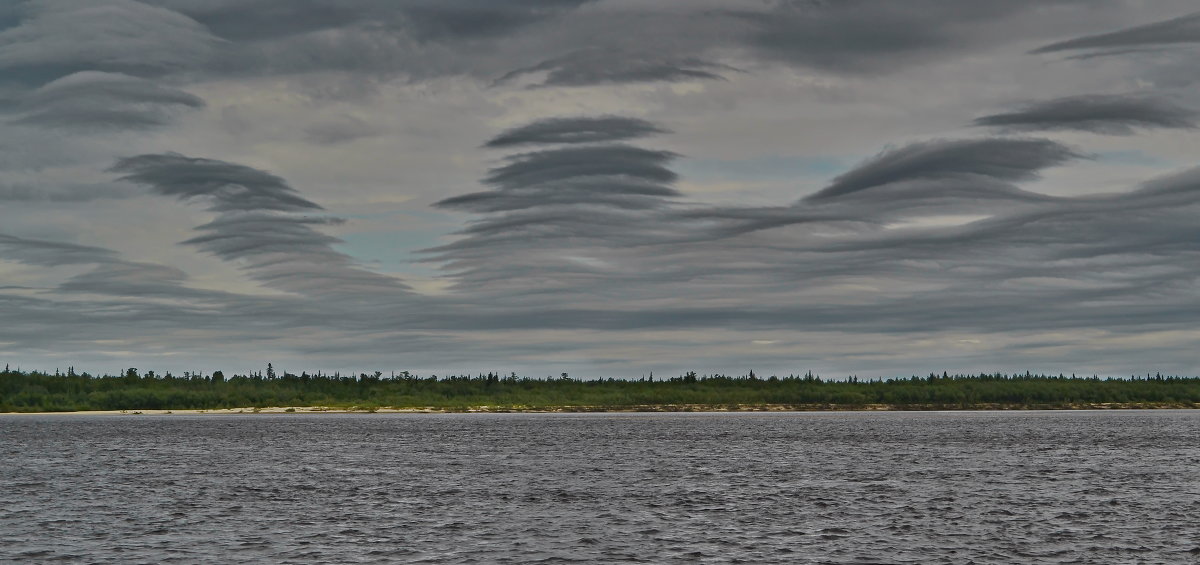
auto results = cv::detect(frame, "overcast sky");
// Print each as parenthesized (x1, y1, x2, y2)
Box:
(3, 0, 1200, 378)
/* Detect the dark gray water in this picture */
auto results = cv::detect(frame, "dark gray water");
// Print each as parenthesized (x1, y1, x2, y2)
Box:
(2, 411, 1198, 564)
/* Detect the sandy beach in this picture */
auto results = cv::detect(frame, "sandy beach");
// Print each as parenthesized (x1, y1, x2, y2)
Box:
(0, 406, 439, 416)
(3, 402, 1194, 416)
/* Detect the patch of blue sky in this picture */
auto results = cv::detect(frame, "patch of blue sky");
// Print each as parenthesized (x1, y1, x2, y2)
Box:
(333, 211, 460, 278)
(335, 230, 443, 277)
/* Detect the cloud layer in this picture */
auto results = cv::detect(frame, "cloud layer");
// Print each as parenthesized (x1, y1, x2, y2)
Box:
(2, 1, 1199, 377)
(1032, 11, 1200, 54)
(973, 94, 1197, 134)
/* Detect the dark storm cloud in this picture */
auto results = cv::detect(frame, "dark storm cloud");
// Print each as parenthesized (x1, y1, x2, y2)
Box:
(11, 71, 204, 130)
(1032, 11, 1200, 54)
(806, 138, 1081, 201)
(494, 49, 731, 87)
(484, 116, 668, 148)
(110, 153, 323, 213)
(972, 94, 1198, 134)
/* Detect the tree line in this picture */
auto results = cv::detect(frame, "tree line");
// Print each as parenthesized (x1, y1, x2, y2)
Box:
(2, 364, 1198, 412)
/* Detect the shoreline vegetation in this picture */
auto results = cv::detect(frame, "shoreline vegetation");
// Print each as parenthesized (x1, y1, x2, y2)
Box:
(2, 403, 1197, 416)
(3, 366, 1199, 414)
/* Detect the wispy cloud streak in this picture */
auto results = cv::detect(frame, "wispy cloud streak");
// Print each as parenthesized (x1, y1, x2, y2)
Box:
(973, 94, 1197, 134)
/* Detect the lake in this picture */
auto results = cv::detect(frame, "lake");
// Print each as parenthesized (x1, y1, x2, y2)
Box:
(1, 411, 1197, 563)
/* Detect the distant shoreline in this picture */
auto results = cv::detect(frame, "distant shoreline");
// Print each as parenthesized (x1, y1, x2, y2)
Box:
(7, 369, 1199, 414)
(3, 402, 1197, 416)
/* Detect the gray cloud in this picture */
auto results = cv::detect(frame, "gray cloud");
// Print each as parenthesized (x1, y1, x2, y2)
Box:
(973, 94, 1197, 134)
(671, 206, 855, 240)
(0, 232, 225, 304)
(1032, 11, 1200, 54)
(5, 4, 1200, 376)
(303, 114, 383, 145)
(484, 1, 1111, 87)
(430, 124, 1086, 307)
(22, 71, 203, 110)
(435, 143, 681, 215)
(483, 145, 678, 191)
(110, 153, 323, 213)
(0, 232, 118, 266)
(494, 49, 731, 87)
(0, 4, 20, 28)
(0, 0, 221, 85)
(182, 213, 410, 296)
(11, 71, 204, 130)
(182, 213, 345, 261)
(144, 0, 375, 42)
(58, 261, 192, 297)
(426, 129, 691, 293)
(149, 0, 592, 42)
(391, 0, 596, 41)
(436, 178, 682, 214)
(0, 0, 1116, 96)
(1062, 47, 1173, 61)
(123, 0, 598, 86)
(420, 116, 1200, 373)
(806, 138, 1081, 201)
(737, 0, 1097, 72)
(484, 116, 668, 148)
(0, 180, 139, 202)
(1134, 164, 1200, 197)
(0, 0, 1148, 97)
(109, 153, 411, 297)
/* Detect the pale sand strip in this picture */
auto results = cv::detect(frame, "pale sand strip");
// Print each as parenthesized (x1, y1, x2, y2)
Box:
(2, 402, 1194, 416)
(0, 407, 439, 416)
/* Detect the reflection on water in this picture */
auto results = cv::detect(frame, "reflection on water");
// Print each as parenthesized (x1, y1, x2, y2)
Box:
(2, 411, 1198, 563)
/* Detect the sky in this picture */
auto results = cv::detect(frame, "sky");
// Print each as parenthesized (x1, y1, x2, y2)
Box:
(2, 0, 1200, 378)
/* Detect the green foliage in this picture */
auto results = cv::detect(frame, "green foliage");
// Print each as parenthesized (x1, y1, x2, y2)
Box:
(0, 367, 1198, 412)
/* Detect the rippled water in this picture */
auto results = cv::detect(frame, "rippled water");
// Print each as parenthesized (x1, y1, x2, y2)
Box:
(2, 411, 1198, 563)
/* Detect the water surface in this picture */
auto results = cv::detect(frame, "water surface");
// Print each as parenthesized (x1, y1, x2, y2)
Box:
(2, 411, 1198, 563)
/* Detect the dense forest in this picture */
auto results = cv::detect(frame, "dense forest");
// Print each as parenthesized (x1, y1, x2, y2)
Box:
(2, 364, 1198, 413)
